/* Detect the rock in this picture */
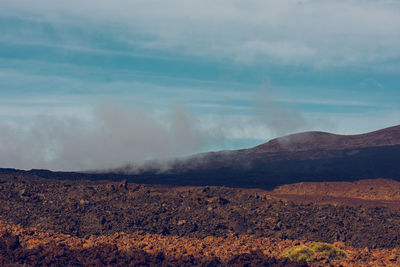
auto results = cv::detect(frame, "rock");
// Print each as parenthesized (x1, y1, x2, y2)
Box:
(334, 241, 346, 249)
(177, 220, 186, 226)
(106, 183, 116, 191)
(0, 232, 20, 250)
(119, 179, 128, 190)
(80, 199, 89, 205)
(388, 254, 397, 261)
(206, 197, 229, 205)
(202, 187, 210, 193)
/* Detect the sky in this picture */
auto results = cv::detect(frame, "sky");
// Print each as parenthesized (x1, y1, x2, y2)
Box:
(0, 0, 399, 171)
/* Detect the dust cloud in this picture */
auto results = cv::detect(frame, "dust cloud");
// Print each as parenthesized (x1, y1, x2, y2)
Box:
(0, 104, 205, 171)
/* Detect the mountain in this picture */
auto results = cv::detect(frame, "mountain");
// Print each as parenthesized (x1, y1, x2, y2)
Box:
(250, 125, 400, 153)
(2, 125, 400, 189)
(162, 124, 400, 173)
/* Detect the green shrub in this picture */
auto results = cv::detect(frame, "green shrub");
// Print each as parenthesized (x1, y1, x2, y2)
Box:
(280, 245, 314, 262)
(280, 242, 346, 262)
(309, 242, 346, 260)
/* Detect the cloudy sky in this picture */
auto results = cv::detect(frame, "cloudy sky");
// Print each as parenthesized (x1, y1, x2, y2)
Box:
(0, 0, 399, 170)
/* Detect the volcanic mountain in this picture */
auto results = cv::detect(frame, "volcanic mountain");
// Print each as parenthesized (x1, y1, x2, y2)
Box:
(145, 124, 400, 188)
(2, 125, 400, 189)
(251, 124, 400, 153)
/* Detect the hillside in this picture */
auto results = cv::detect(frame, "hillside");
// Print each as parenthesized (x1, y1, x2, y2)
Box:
(250, 125, 400, 153)
(1, 125, 400, 190)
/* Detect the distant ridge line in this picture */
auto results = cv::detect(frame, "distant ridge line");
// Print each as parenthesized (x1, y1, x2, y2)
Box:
(1, 125, 400, 190)
(250, 125, 400, 153)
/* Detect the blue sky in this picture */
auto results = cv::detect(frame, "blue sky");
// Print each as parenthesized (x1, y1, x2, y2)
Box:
(0, 0, 399, 170)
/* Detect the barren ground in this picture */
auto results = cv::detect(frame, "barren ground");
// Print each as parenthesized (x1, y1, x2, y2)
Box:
(1, 174, 400, 266)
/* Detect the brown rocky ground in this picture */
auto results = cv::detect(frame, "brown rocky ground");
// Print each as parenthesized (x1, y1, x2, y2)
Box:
(0, 223, 304, 266)
(1, 221, 400, 266)
(1, 174, 400, 265)
(271, 178, 400, 200)
(268, 178, 400, 209)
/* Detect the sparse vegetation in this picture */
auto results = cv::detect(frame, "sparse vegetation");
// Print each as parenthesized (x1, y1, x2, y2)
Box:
(280, 242, 346, 262)
(280, 245, 315, 262)
(310, 242, 346, 260)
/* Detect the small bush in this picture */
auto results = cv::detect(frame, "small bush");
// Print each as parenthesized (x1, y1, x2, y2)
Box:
(310, 242, 346, 260)
(280, 246, 314, 262)
(280, 242, 346, 262)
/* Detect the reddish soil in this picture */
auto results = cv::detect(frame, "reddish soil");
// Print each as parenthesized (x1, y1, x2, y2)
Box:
(2, 221, 400, 267)
(272, 178, 400, 200)
(267, 178, 400, 209)
(2, 174, 400, 265)
(3, 175, 400, 249)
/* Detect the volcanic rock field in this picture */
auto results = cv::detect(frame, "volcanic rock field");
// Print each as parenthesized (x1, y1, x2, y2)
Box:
(1, 126, 400, 266)
(2, 173, 400, 266)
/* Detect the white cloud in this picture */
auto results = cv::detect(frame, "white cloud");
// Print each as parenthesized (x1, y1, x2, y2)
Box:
(1, 1, 399, 171)
(0, 104, 208, 171)
(0, 92, 398, 171)
(307, 110, 400, 135)
(1, 0, 399, 68)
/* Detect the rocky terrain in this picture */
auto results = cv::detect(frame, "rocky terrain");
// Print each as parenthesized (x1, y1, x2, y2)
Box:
(2, 174, 400, 249)
(1, 125, 400, 266)
(267, 178, 400, 210)
(0, 221, 304, 266)
(1, 173, 400, 265)
(1, 220, 400, 267)
(272, 179, 400, 201)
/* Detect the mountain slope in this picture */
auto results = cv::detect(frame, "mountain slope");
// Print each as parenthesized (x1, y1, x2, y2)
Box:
(250, 125, 400, 153)
(124, 124, 400, 188)
(1, 125, 400, 189)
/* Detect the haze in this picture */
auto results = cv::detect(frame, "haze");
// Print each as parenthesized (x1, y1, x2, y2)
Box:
(0, 0, 399, 170)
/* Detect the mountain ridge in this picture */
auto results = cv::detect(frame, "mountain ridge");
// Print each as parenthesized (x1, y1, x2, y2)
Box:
(248, 124, 400, 153)
(1, 124, 400, 189)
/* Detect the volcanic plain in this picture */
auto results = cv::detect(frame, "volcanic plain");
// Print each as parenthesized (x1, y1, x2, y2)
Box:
(1, 125, 400, 266)
(1, 173, 400, 266)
